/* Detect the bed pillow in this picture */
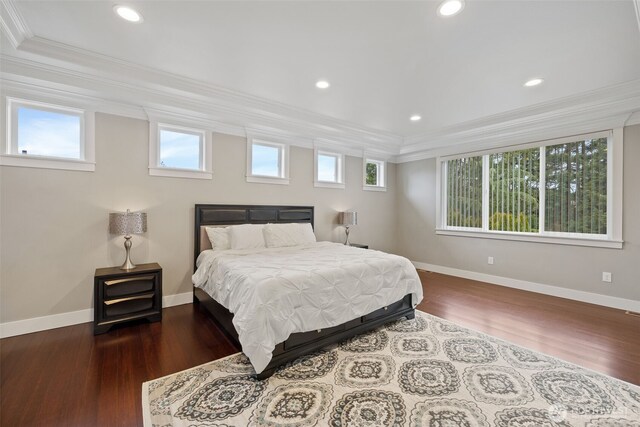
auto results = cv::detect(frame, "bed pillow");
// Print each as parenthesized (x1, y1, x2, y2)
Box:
(229, 224, 266, 249)
(263, 223, 317, 248)
(205, 226, 230, 251)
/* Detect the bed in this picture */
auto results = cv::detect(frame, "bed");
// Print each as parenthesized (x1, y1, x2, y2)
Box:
(192, 204, 423, 379)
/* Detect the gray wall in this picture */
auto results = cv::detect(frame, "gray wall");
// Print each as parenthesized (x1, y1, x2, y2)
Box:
(396, 124, 640, 301)
(2, 114, 637, 325)
(0, 113, 398, 323)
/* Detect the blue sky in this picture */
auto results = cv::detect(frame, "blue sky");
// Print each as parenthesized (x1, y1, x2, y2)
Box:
(252, 144, 280, 176)
(160, 129, 200, 169)
(317, 154, 337, 182)
(17, 108, 341, 180)
(18, 107, 81, 158)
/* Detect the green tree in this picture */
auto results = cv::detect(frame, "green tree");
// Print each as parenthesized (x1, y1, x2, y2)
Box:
(545, 138, 607, 234)
(445, 138, 607, 235)
(489, 149, 540, 232)
(447, 156, 483, 227)
(366, 162, 377, 185)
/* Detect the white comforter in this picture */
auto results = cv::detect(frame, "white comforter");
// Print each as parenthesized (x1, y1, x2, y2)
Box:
(192, 242, 423, 373)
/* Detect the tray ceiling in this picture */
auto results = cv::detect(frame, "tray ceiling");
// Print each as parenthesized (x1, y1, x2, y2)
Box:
(1, 1, 640, 157)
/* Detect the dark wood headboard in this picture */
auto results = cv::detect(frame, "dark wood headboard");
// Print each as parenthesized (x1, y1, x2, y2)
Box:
(194, 204, 314, 270)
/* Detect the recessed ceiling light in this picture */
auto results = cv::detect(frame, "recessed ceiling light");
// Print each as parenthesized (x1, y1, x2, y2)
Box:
(524, 78, 544, 87)
(316, 80, 330, 89)
(410, 115, 422, 122)
(438, 0, 465, 17)
(114, 5, 143, 23)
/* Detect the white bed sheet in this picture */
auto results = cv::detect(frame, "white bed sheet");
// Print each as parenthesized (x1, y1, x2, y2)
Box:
(192, 241, 423, 373)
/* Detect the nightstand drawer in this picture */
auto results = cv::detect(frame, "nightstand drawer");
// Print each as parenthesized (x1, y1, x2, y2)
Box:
(94, 263, 162, 334)
(104, 294, 155, 317)
(104, 274, 155, 297)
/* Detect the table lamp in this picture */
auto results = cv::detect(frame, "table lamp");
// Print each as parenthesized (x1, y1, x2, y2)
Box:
(109, 209, 147, 270)
(339, 211, 358, 246)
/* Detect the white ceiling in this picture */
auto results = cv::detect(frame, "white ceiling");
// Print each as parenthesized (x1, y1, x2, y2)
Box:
(2, 0, 640, 153)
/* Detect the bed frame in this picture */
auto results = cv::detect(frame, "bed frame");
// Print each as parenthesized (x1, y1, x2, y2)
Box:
(193, 204, 415, 379)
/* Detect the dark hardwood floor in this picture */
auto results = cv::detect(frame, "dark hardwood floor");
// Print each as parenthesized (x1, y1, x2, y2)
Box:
(417, 271, 640, 386)
(1, 272, 638, 426)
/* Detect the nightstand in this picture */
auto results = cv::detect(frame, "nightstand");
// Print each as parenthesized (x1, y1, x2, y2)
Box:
(349, 243, 369, 249)
(94, 263, 162, 334)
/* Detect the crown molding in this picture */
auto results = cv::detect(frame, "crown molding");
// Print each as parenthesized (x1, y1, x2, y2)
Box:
(2, 12, 639, 164)
(0, 76, 148, 120)
(246, 127, 314, 150)
(2, 34, 403, 155)
(0, 0, 32, 49)
(397, 79, 640, 162)
(143, 106, 247, 138)
(314, 138, 364, 158)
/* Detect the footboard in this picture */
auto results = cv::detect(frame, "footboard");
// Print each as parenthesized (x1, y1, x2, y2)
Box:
(194, 288, 414, 380)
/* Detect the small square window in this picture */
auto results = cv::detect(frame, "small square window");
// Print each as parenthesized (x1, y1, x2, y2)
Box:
(149, 122, 212, 180)
(1, 97, 94, 172)
(318, 154, 337, 181)
(246, 138, 289, 184)
(17, 107, 82, 159)
(314, 149, 345, 188)
(252, 143, 281, 177)
(159, 128, 202, 170)
(364, 158, 386, 191)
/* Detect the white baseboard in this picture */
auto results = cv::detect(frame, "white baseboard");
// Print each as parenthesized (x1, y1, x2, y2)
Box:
(413, 261, 640, 312)
(0, 308, 94, 340)
(0, 291, 194, 339)
(163, 292, 194, 307)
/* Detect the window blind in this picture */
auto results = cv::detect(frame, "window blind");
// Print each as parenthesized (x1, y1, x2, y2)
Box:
(446, 156, 483, 228)
(545, 138, 607, 235)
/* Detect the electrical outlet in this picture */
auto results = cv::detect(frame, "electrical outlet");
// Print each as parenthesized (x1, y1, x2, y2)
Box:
(602, 272, 612, 283)
(488, 257, 494, 265)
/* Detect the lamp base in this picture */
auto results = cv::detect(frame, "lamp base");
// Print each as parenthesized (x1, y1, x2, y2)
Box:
(344, 226, 351, 246)
(120, 235, 137, 270)
(120, 259, 136, 271)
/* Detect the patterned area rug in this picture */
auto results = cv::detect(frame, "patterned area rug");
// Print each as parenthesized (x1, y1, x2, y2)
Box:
(142, 311, 640, 426)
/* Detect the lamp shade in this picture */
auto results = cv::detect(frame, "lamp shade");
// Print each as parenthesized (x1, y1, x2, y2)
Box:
(109, 209, 147, 235)
(339, 211, 358, 226)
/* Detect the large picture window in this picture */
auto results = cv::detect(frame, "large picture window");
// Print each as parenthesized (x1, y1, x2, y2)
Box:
(438, 131, 622, 248)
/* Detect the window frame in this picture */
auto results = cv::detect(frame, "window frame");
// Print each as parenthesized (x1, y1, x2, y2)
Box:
(363, 157, 386, 191)
(246, 137, 290, 185)
(1, 97, 95, 172)
(148, 121, 212, 180)
(436, 130, 623, 249)
(314, 149, 345, 189)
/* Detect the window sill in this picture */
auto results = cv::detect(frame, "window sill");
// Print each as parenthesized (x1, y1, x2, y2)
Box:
(149, 167, 212, 180)
(0, 154, 95, 172)
(435, 228, 623, 249)
(314, 181, 345, 189)
(246, 175, 290, 185)
(362, 185, 387, 192)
